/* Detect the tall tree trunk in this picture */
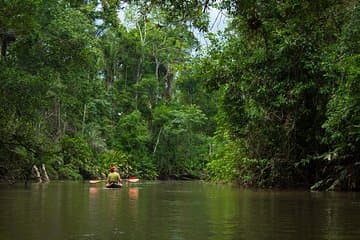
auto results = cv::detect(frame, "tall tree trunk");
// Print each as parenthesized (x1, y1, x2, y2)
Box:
(82, 103, 87, 135)
(165, 65, 174, 100)
(153, 127, 163, 154)
(155, 56, 160, 104)
(56, 99, 61, 135)
(135, 14, 147, 109)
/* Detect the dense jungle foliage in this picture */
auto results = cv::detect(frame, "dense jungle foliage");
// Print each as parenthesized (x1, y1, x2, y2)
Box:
(0, 0, 359, 190)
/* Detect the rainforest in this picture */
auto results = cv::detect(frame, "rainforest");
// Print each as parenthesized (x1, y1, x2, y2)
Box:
(1, 0, 359, 191)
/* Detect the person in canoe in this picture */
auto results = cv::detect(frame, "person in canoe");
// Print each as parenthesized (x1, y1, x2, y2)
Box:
(106, 166, 122, 188)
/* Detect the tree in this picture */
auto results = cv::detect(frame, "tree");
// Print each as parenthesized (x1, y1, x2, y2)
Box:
(113, 110, 157, 178)
(199, 0, 359, 188)
(0, 0, 105, 180)
(320, 2, 360, 190)
(152, 104, 208, 178)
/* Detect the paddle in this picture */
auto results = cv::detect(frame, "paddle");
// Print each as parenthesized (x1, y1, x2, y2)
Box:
(127, 177, 140, 183)
(89, 177, 139, 184)
(89, 180, 102, 184)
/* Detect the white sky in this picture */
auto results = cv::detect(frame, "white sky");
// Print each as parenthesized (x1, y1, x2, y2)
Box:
(113, 4, 228, 47)
(197, 7, 228, 46)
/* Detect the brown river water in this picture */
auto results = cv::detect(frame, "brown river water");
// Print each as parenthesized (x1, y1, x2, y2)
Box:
(0, 181, 360, 240)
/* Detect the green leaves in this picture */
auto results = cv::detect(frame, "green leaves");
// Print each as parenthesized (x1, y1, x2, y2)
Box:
(195, 1, 360, 188)
(152, 104, 209, 178)
(322, 4, 360, 163)
(7, 0, 360, 188)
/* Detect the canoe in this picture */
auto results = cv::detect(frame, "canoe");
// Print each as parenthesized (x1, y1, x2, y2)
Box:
(105, 183, 122, 188)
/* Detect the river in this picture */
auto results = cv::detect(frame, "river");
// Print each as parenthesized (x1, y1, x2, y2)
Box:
(0, 181, 359, 240)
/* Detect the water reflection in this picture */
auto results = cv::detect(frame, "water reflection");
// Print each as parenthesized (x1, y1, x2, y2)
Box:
(88, 186, 100, 197)
(1, 182, 360, 240)
(128, 187, 139, 201)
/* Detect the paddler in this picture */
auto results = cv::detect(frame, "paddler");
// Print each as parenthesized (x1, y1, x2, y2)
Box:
(106, 166, 122, 188)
